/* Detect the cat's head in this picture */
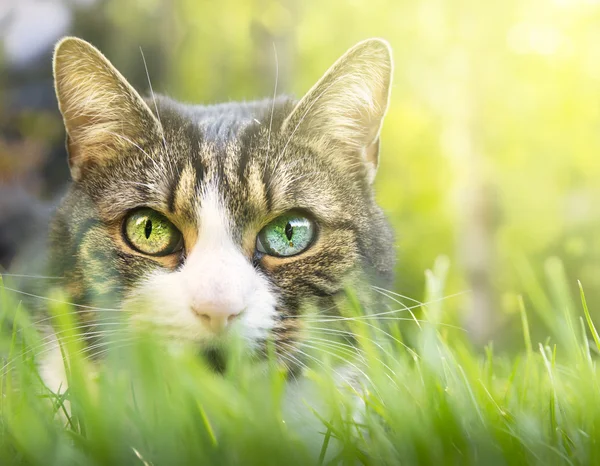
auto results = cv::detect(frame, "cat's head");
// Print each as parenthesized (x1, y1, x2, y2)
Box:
(50, 37, 395, 368)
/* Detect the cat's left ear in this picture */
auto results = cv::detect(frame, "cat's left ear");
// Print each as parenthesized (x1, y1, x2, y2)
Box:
(282, 38, 393, 184)
(53, 37, 161, 181)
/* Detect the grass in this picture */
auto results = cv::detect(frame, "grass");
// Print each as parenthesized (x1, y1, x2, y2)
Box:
(0, 256, 600, 465)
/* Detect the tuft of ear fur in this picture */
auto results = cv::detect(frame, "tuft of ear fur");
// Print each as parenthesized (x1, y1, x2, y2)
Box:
(53, 37, 160, 181)
(282, 38, 393, 184)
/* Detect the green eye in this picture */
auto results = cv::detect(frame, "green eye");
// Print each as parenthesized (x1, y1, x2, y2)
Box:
(256, 213, 316, 257)
(124, 209, 183, 256)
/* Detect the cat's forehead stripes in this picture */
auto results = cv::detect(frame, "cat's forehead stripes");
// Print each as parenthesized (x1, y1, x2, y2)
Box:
(169, 161, 196, 218)
(152, 113, 272, 239)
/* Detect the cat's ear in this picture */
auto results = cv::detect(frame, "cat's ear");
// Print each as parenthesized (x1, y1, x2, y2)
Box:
(282, 39, 393, 184)
(53, 37, 160, 181)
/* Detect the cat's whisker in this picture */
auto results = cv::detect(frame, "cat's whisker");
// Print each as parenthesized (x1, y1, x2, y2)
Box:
(290, 340, 356, 370)
(313, 342, 400, 390)
(311, 318, 419, 359)
(279, 351, 308, 371)
(17, 320, 127, 346)
(357, 320, 419, 358)
(0, 286, 120, 311)
(353, 316, 466, 331)
(370, 287, 421, 329)
(265, 42, 279, 167)
(303, 315, 465, 331)
(289, 340, 378, 394)
(12, 325, 119, 354)
(75, 335, 140, 359)
(18, 319, 123, 348)
(370, 285, 427, 305)
(296, 290, 470, 323)
(301, 336, 367, 362)
(305, 325, 356, 338)
(296, 340, 374, 387)
(303, 332, 398, 378)
(0, 329, 121, 369)
(288, 288, 452, 325)
(85, 339, 141, 361)
(65, 336, 142, 363)
(366, 290, 470, 319)
(19, 314, 124, 336)
(275, 358, 294, 380)
(29, 311, 123, 327)
(276, 351, 308, 380)
(0, 329, 127, 378)
(278, 341, 344, 381)
(140, 47, 177, 180)
(37, 323, 125, 343)
(281, 299, 340, 320)
(36, 333, 129, 365)
(0, 273, 64, 280)
(306, 325, 394, 357)
(372, 285, 471, 308)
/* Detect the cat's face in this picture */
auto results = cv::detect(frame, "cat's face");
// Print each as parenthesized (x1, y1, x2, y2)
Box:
(50, 37, 395, 367)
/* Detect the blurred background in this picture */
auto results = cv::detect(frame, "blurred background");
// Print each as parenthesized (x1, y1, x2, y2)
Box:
(1, 0, 600, 347)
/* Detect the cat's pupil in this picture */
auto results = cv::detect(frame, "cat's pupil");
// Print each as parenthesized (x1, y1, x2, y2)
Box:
(144, 219, 153, 239)
(285, 222, 294, 241)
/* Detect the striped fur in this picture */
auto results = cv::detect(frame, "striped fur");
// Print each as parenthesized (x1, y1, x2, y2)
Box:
(48, 37, 395, 374)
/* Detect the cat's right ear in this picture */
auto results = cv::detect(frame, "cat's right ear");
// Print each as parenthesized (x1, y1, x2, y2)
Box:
(53, 37, 160, 181)
(281, 39, 393, 184)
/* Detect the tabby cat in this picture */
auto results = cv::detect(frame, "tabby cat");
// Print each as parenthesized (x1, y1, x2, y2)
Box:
(42, 36, 395, 386)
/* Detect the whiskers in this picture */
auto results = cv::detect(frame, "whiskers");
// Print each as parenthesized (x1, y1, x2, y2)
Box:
(270, 287, 470, 386)
(266, 42, 279, 160)
(140, 46, 177, 180)
(0, 271, 468, 398)
(0, 274, 129, 378)
(288, 286, 468, 331)
(0, 273, 63, 280)
(278, 338, 378, 394)
(0, 323, 135, 381)
(0, 285, 120, 312)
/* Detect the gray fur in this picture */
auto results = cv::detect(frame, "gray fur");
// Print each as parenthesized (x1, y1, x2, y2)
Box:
(48, 37, 396, 367)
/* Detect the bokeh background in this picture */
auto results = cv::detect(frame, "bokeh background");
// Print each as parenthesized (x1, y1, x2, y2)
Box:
(2, 0, 600, 347)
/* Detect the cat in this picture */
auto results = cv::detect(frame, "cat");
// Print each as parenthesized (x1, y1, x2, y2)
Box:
(38, 36, 395, 389)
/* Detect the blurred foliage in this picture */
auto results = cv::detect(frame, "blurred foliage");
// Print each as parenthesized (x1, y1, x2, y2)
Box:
(3, 0, 600, 344)
(2, 255, 600, 464)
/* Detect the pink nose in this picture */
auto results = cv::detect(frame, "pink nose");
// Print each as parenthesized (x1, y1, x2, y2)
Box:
(191, 304, 242, 333)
